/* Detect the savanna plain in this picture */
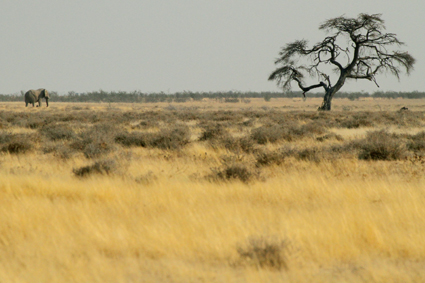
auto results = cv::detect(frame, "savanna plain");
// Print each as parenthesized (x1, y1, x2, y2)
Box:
(0, 97, 425, 282)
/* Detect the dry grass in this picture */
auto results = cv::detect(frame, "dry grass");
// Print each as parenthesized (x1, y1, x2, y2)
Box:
(1, 99, 425, 282)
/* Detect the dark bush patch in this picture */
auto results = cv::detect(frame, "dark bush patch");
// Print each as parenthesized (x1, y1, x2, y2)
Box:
(39, 124, 75, 141)
(255, 146, 296, 167)
(223, 136, 256, 153)
(213, 164, 253, 183)
(316, 133, 344, 142)
(83, 141, 114, 159)
(237, 237, 288, 270)
(70, 123, 117, 158)
(0, 132, 35, 154)
(208, 159, 259, 183)
(340, 117, 373, 129)
(296, 147, 322, 162)
(2, 139, 32, 154)
(250, 125, 286, 144)
(251, 122, 327, 144)
(116, 125, 190, 150)
(299, 121, 327, 135)
(407, 131, 425, 152)
(199, 124, 228, 141)
(149, 125, 191, 150)
(27, 118, 46, 129)
(115, 131, 149, 147)
(73, 159, 117, 177)
(256, 150, 284, 167)
(42, 143, 75, 160)
(358, 130, 408, 161)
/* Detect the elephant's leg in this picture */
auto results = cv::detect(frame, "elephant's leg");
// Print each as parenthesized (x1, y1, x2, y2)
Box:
(25, 102, 28, 107)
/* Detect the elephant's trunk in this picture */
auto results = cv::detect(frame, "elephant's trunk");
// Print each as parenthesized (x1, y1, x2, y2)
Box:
(46, 98, 49, 107)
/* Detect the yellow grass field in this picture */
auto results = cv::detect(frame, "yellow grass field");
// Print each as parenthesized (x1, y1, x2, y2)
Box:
(0, 98, 424, 282)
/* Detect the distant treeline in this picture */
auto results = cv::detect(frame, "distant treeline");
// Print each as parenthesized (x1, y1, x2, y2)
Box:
(1, 90, 425, 103)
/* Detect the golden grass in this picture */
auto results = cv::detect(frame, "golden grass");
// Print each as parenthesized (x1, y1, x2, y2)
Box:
(1, 100, 425, 282)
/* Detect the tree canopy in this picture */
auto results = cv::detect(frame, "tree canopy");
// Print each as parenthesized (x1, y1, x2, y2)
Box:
(268, 13, 416, 110)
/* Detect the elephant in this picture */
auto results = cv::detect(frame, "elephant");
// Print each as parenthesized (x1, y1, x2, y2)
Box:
(25, 88, 50, 107)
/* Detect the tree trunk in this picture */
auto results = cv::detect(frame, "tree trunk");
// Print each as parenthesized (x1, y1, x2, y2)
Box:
(318, 89, 334, 111)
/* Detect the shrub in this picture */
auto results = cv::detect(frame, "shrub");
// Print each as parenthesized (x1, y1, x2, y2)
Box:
(83, 141, 114, 159)
(73, 159, 117, 177)
(214, 164, 253, 183)
(39, 124, 75, 141)
(70, 124, 117, 158)
(316, 133, 344, 142)
(255, 146, 296, 167)
(251, 125, 286, 144)
(299, 121, 327, 135)
(208, 160, 259, 183)
(237, 237, 288, 270)
(199, 124, 228, 141)
(27, 118, 46, 129)
(149, 125, 191, 150)
(116, 125, 190, 150)
(223, 136, 256, 154)
(42, 143, 75, 160)
(0, 132, 35, 154)
(296, 147, 322, 162)
(407, 131, 425, 152)
(251, 122, 326, 144)
(115, 131, 149, 147)
(340, 117, 373, 129)
(358, 130, 408, 161)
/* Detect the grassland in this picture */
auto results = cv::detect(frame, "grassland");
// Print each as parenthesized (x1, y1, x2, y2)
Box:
(1, 98, 425, 282)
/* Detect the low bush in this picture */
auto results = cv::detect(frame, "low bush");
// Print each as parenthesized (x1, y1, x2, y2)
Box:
(255, 146, 296, 167)
(250, 125, 286, 144)
(199, 123, 228, 141)
(358, 130, 408, 161)
(251, 122, 327, 144)
(39, 124, 75, 141)
(27, 118, 46, 129)
(407, 131, 425, 152)
(340, 117, 373, 129)
(115, 131, 149, 147)
(70, 124, 117, 158)
(149, 125, 191, 150)
(208, 158, 259, 183)
(237, 237, 288, 270)
(73, 159, 117, 177)
(116, 125, 191, 150)
(296, 147, 323, 162)
(316, 133, 344, 142)
(222, 136, 256, 154)
(0, 133, 35, 154)
(211, 164, 254, 183)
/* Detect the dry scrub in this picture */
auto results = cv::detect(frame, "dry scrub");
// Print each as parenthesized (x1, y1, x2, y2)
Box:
(0, 101, 425, 282)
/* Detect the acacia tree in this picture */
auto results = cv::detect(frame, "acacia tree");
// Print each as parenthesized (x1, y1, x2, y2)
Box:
(268, 13, 415, 110)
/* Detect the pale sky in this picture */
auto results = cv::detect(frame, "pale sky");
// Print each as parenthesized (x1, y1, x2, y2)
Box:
(1, 0, 423, 94)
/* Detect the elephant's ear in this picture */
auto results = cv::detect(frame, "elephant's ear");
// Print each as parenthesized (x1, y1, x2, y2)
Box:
(44, 89, 50, 98)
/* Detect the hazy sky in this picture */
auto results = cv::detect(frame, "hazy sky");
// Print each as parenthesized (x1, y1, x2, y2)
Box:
(1, 0, 423, 94)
